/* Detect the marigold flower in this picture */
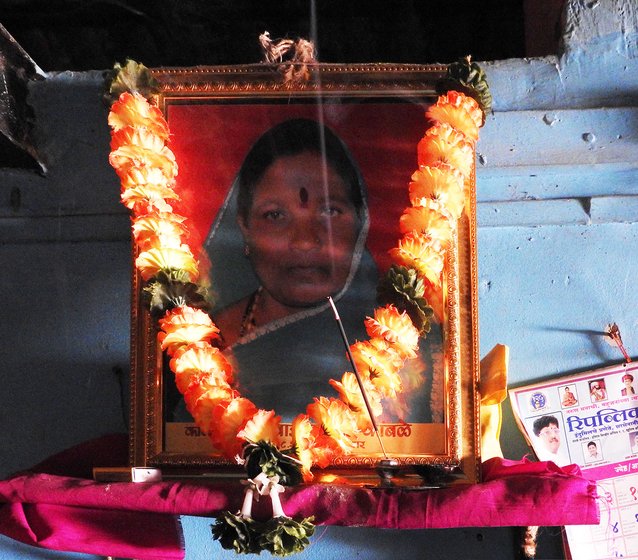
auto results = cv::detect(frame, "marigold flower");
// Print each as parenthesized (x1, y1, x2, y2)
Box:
(161, 305, 215, 329)
(110, 143, 178, 182)
(399, 204, 455, 247)
(184, 378, 233, 413)
(169, 342, 230, 390)
(307, 396, 359, 453)
(110, 126, 168, 153)
(132, 212, 189, 252)
(291, 414, 315, 480)
(108, 91, 170, 140)
(135, 245, 199, 282)
(426, 91, 483, 142)
(188, 385, 237, 436)
(409, 164, 466, 220)
(329, 371, 382, 430)
(141, 230, 184, 252)
(132, 211, 187, 234)
(291, 414, 341, 481)
(119, 166, 175, 190)
(417, 123, 474, 178)
(308, 430, 342, 468)
(121, 184, 179, 215)
(388, 232, 445, 287)
(209, 397, 259, 459)
(350, 338, 403, 376)
(350, 338, 405, 399)
(369, 370, 403, 401)
(174, 369, 230, 402)
(237, 409, 282, 446)
(365, 304, 420, 359)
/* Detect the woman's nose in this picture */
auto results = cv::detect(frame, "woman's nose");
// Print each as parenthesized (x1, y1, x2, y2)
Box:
(289, 217, 323, 251)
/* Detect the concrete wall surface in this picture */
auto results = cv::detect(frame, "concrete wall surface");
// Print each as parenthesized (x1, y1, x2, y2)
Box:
(1, 1, 636, 558)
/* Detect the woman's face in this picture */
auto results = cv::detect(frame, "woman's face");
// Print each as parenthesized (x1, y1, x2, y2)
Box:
(239, 151, 359, 308)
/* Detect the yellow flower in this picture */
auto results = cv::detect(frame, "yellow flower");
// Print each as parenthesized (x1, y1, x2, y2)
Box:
(209, 397, 259, 459)
(350, 339, 403, 375)
(399, 204, 454, 247)
(350, 339, 404, 399)
(174, 369, 230, 403)
(160, 305, 217, 330)
(110, 143, 178, 184)
(160, 324, 219, 356)
(417, 123, 474, 178)
(237, 409, 282, 446)
(108, 91, 170, 140)
(187, 384, 237, 437)
(159, 308, 220, 356)
(291, 414, 316, 479)
(135, 245, 199, 282)
(110, 126, 168, 153)
(170, 342, 231, 392)
(121, 184, 179, 215)
(388, 232, 445, 287)
(119, 166, 175, 190)
(426, 91, 483, 142)
(291, 414, 342, 481)
(132, 212, 189, 252)
(364, 304, 420, 359)
(329, 371, 383, 430)
(307, 396, 359, 453)
(409, 164, 466, 220)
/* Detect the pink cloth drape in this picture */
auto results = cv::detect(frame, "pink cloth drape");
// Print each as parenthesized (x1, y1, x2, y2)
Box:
(0, 435, 600, 559)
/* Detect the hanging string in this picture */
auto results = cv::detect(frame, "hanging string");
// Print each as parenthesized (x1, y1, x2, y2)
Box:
(259, 31, 317, 83)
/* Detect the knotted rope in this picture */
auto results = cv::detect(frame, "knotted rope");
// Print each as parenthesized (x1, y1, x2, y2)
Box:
(259, 31, 316, 83)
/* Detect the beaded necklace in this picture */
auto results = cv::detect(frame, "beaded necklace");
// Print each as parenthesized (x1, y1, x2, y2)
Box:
(239, 286, 263, 338)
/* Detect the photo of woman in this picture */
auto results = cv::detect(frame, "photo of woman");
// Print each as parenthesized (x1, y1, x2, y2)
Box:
(202, 117, 442, 422)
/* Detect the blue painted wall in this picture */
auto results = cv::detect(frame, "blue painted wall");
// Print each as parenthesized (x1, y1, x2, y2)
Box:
(1, 1, 636, 558)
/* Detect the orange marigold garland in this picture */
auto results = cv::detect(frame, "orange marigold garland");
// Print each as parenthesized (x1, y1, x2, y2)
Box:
(107, 58, 488, 557)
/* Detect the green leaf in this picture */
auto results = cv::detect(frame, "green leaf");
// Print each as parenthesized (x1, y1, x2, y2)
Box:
(243, 441, 303, 487)
(143, 271, 210, 318)
(258, 516, 316, 557)
(436, 55, 492, 122)
(104, 59, 159, 106)
(377, 265, 434, 336)
(211, 511, 262, 554)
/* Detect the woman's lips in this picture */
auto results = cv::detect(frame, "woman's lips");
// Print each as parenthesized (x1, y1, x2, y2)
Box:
(286, 265, 331, 282)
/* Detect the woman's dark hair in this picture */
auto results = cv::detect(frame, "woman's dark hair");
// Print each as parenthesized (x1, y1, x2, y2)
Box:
(236, 118, 364, 223)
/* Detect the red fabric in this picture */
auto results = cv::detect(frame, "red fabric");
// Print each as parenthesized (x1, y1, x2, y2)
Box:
(0, 502, 182, 560)
(481, 456, 584, 480)
(0, 435, 600, 558)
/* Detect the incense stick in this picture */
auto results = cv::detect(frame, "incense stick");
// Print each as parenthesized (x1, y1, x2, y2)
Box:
(327, 296, 389, 459)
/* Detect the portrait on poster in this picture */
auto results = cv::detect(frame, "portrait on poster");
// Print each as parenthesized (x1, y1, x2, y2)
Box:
(510, 362, 638, 478)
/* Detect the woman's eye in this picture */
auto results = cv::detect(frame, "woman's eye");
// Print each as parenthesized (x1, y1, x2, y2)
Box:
(263, 209, 285, 221)
(320, 206, 343, 217)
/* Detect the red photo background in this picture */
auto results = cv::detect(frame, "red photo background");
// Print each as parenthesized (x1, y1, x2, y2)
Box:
(165, 100, 430, 273)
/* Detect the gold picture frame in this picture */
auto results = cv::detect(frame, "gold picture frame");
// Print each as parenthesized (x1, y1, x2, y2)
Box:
(128, 63, 480, 484)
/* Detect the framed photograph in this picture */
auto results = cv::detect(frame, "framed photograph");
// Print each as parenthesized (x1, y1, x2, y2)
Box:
(129, 63, 480, 483)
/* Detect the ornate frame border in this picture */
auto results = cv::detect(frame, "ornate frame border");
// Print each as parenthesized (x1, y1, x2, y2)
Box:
(128, 63, 480, 484)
